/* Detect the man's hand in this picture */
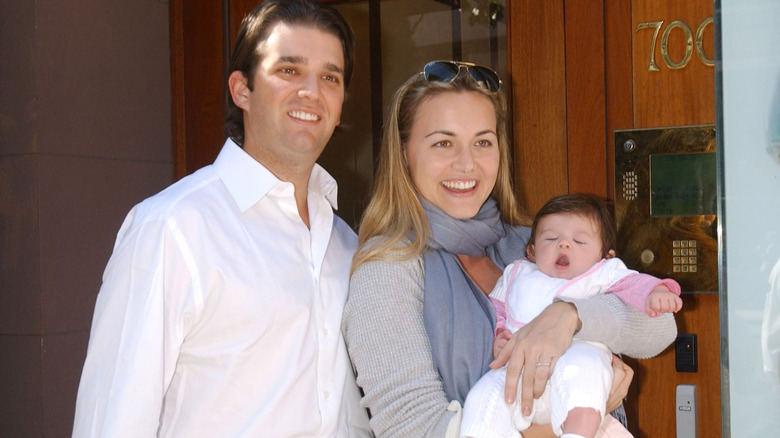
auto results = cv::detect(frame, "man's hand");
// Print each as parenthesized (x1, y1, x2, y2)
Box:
(606, 355, 634, 412)
(490, 301, 580, 416)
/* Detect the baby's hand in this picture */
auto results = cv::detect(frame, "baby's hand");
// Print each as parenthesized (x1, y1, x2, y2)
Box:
(645, 287, 683, 317)
(493, 329, 512, 359)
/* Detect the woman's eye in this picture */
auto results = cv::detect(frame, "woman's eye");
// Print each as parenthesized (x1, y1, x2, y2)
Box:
(476, 139, 492, 147)
(434, 140, 450, 148)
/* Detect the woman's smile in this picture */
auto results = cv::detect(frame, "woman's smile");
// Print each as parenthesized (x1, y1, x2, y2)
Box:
(441, 179, 478, 192)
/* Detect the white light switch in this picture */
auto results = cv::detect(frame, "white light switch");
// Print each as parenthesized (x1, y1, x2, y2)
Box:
(676, 384, 698, 438)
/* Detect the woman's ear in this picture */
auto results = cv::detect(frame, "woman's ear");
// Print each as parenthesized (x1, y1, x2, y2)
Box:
(605, 249, 616, 259)
(228, 71, 250, 110)
(526, 244, 536, 262)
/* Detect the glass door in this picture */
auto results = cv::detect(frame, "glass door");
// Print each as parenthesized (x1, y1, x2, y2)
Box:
(717, 0, 780, 435)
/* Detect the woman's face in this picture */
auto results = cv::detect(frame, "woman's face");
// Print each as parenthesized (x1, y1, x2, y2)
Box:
(404, 91, 500, 219)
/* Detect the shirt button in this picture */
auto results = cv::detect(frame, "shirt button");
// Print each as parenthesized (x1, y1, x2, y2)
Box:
(324, 391, 330, 400)
(323, 329, 329, 337)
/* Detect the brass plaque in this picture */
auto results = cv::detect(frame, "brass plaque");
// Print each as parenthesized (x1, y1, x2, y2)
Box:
(614, 125, 717, 293)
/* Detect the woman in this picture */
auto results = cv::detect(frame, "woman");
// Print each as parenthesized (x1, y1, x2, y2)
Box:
(342, 61, 677, 437)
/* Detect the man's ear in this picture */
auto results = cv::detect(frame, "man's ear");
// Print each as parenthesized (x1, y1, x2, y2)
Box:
(605, 249, 616, 259)
(526, 244, 536, 262)
(228, 71, 250, 110)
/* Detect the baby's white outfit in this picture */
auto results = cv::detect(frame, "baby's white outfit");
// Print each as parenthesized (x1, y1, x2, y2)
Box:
(461, 258, 635, 438)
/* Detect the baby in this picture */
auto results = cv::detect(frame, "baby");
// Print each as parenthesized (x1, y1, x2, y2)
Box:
(461, 193, 682, 438)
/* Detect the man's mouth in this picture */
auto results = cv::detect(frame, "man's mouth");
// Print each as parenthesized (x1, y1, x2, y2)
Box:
(289, 110, 320, 121)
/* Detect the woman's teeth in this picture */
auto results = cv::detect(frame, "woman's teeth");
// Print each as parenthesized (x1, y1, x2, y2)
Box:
(442, 180, 476, 190)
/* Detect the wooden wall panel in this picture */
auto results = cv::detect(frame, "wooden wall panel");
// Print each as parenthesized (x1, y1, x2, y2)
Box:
(170, 0, 227, 179)
(509, 0, 610, 213)
(507, 0, 568, 215)
(603, 1, 642, 427)
(230, 0, 262, 44)
(564, 0, 608, 198)
(605, 0, 634, 209)
(170, 0, 184, 179)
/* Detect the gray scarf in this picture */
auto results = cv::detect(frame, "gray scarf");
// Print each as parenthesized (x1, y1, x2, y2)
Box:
(421, 198, 530, 404)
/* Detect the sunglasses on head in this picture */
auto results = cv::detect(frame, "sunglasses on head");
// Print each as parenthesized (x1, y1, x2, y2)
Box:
(421, 60, 502, 93)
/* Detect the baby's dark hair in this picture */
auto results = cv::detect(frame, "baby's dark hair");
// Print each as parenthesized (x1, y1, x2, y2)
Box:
(527, 193, 617, 259)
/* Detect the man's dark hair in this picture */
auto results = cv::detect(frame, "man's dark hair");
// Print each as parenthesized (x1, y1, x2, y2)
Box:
(527, 193, 617, 259)
(224, 0, 355, 145)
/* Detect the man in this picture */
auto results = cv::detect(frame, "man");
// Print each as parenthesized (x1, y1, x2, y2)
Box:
(72, 1, 371, 436)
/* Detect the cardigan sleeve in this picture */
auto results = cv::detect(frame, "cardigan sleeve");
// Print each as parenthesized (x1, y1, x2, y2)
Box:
(342, 254, 458, 438)
(558, 293, 678, 359)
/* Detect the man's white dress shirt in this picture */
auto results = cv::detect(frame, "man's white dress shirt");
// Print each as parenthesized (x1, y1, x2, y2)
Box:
(73, 139, 371, 437)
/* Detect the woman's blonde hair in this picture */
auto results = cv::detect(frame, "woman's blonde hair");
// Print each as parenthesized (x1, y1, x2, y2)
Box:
(352, 69, 529, 273)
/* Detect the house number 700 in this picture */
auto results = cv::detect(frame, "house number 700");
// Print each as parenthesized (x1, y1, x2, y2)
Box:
(636, 17, 714, 71)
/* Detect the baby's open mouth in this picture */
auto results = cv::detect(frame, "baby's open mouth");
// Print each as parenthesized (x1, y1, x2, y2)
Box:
(555, 254, 570, 267)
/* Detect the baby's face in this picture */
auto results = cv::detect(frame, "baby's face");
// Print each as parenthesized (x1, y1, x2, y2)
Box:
(529, 213, 604, 280)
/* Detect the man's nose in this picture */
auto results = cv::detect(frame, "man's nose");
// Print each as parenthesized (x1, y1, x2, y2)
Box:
(298, 74, 321, 99)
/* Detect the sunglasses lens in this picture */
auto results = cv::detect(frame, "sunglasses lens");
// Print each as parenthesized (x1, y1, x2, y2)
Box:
(423, 61, 460, 83)
(467, 66, 501, 92)
(422, 61, 501, 92)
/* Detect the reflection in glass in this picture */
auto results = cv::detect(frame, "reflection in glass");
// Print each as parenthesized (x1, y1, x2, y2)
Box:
(719, 0, 780, 435)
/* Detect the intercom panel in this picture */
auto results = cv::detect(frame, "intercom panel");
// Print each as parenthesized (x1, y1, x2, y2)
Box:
(614, 125, 717, 293)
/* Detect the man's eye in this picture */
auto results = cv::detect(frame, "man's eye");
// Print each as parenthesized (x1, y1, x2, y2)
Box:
(281, 68, 296, 75)
(323, 74, 340, 83)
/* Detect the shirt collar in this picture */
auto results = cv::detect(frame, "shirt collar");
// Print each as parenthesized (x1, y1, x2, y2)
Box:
(309, 163, 340, 210)
(213, 138, 339, 212)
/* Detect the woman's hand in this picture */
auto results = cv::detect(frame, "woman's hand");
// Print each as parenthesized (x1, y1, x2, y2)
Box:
(489, 301, 580, 416)
(606, 355, 634, 412)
